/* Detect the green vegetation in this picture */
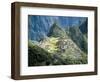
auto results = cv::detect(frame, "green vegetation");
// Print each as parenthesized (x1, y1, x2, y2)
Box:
(48, 23, 67, 38)
(40, 37, 59, 53)
(28, 22, 88, 66)
(66, 26, 87, 53)
(28, 40, 52, 66)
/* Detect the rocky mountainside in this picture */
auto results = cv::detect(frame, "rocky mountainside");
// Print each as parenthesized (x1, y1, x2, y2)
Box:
(28, 15, 87, 41)
(28, 22, 87, 66)
(66, 25, 87, 53)
(47, 23, 67, 38)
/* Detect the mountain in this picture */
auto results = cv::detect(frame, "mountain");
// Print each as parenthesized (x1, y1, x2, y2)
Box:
(36, 24, 87, 65)
(28, 15, 87, 41)
(79, 19, 88, 35)
(28, 16, 88, 66)
(66, 25, 87, 53)
(47, 22, 67, 38)
(29, 36, 87, 66)
(28, 40, 53, 66)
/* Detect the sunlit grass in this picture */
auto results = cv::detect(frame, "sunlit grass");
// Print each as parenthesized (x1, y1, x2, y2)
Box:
(41, 37, 59, 53)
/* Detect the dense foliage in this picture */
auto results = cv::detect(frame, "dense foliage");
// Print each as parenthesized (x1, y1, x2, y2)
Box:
(28, 40, 52, 66)
(28, 22, 88, 66)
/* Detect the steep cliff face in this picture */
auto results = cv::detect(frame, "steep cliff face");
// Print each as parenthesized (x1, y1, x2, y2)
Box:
(66, 20, 88, 53)
(28, 15, 87, 41)
(28, 22, 87, 66)
(66, 25, 87, 53)
(47, 23, 67, 38)
(28, 15, 88, 66)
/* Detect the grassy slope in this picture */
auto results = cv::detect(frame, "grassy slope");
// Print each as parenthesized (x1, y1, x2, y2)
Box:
(28, 40, 53, 66)
(28, 22, 88, 66)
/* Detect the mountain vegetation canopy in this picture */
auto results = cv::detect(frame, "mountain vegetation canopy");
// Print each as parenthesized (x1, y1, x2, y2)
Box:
(28, 15, 88, 66)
